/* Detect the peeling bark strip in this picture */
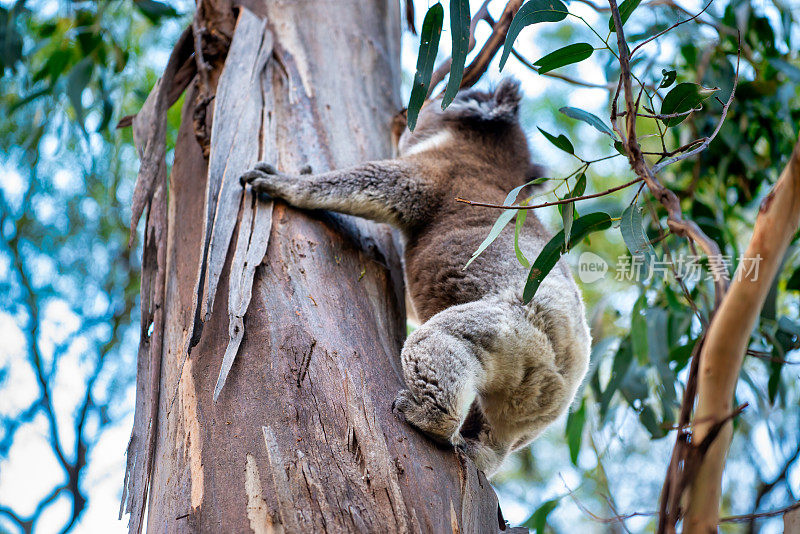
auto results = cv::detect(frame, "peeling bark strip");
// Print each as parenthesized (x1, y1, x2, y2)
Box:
(128, 28, 193, 245)
(174, 10, 278, 401)
(121, 145, 168, 533)
(137, 1, 513, 532)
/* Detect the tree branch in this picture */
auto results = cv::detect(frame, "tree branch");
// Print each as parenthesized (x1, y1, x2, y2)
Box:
(428, 0, 492, 96)
(684, 134, 800, 532)
(455, 177, 643, 209)
(460, 0, 524, 89)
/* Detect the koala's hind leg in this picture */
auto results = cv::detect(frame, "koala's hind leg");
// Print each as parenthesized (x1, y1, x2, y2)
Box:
(392, 300, 493, 448)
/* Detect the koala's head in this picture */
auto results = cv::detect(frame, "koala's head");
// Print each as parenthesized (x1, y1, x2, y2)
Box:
(395, 78, 523, 157)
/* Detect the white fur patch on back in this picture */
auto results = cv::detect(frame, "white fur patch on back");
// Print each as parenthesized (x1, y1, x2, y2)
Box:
(403, 129, 454, 156)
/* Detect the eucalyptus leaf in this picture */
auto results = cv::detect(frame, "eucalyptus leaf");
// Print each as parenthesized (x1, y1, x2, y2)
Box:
(407, 3, 443, 131)
(523, 212, 612, 303)
(533, 43, 593, 74)
(67, 57, 93, 127)
(631, 292, 648, 364)
(559, 106, 616, 138)
(465, 179, 538, 269)
(769, 58, 800, 83)
(515, 209, 530, 268)
(786, 265, 800, 290)
(639, 404, 667, 439)
(561, 173, 586, 246)
(609, 0, 643, 32)
(565, 399, 586, 466)
(499, 0, 568, 71)
(538, 127, 574, 155)
(134, 0, 179, 22)
(523, 498, 559, 533)
(660, 82, 718, 127)
(660, 69, 677, 89)
(600, 337, 633, 419)
(620, 200, 656, 273)
(441, 0, 470, 108)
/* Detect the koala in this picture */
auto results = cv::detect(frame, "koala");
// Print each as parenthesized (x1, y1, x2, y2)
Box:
(240, 78, 591, 476)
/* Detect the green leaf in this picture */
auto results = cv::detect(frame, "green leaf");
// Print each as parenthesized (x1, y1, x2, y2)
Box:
(538, 127, 574, 155)
(523, 498, 559, 533)
(659, 69, 677, 89)
(600, 337, 633, 419)
(631, 292, 648, 364)
(533, 43, 593, 74)
(669, 341, 695, 373)
(561, 173, 586, 246)
(639, 404, 667, 439)
(515, 209, 530, 268)
(441, 0, 470, 108)
(407, 3, 444, 131)
(466, 210, 516, 270)
(499, 0, 569, 71)
(134, 0, 179, 22)
(620, 200, 656, 272)
(465, 179, 538, 269)
(609, 0, 643, 32)
(786, 265, 800, 290)
(523, 212, 612, 303)
(769, 58, 800, 84)
(559, 106, 615, 138)
(67, 57, 93, 127)
(660, 82, 718, 127)
(565, 399, 586, 466)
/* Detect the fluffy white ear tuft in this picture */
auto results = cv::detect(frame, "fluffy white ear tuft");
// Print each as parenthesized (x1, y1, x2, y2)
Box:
(492, 78, 522, 120)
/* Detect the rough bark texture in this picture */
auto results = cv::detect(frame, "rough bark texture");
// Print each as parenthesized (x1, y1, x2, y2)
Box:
(142, 1, 513, 532)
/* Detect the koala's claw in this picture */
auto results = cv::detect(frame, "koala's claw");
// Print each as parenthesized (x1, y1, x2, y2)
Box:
(239, 169, 263, 187)
(391, 389, 415, 416)
(299, 164, 313, 175)
(254, 162, 278, 174)
(240, 162, 280, 188)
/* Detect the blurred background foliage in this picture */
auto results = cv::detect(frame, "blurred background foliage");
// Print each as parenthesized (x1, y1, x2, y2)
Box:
(0, 0, 187, 531)
(0, 0, 798, 532)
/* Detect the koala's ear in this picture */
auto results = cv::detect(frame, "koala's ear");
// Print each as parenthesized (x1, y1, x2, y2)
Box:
(391, 108, 408, 145)
(493, 78, 522, 119)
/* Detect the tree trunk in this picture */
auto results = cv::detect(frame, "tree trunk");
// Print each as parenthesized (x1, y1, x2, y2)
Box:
(142, 1, 512, 532)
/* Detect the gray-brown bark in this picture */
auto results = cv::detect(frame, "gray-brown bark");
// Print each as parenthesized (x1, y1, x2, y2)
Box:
(131, 1, 517, 532)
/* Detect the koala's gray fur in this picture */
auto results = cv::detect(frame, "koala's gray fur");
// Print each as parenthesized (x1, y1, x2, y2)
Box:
(240, 78, 591, 476)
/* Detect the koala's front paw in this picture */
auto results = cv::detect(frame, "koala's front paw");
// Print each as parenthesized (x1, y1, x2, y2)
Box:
(240, 162, 278, 187)
(239, 162, 293, 203)
(392, 389, 460, 446)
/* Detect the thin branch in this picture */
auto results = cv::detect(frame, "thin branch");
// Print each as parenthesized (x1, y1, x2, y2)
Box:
(629, 0, 714, 57)
(557, 499, 800, 527)
(721, 501, 800, 524)
(618, 106, 703, 120)
(610, 0, 729, 308)
(745, 348, 800, 364)
(405, 0, 416, 35)
(455, 177, 643, 210)
(651, 48, 739, 174)
(749, 440, 800, 528)
(511, 48, 617, 89)
(460, 0, 524, 89)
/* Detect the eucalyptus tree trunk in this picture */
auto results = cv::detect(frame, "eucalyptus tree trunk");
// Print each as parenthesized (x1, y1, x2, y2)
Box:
(139, 1, 514, 532)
